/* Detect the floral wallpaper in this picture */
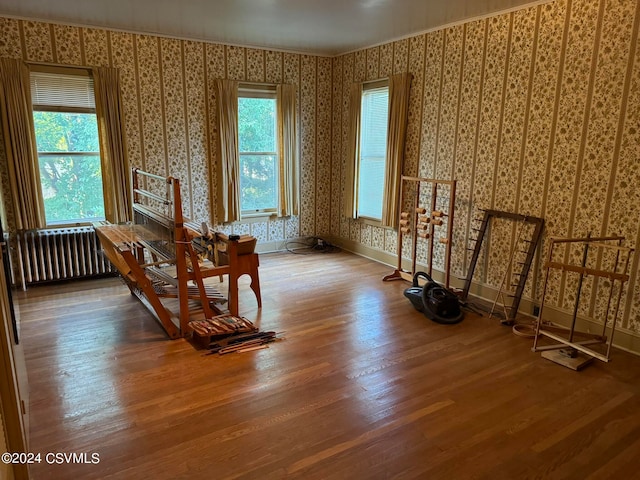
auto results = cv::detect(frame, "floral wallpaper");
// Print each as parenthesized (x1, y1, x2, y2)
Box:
(333, 0, 640, 337)
(0, 18, 317, 247)
(0, 0, 639, 341)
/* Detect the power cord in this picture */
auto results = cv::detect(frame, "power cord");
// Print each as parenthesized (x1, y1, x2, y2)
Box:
(285, 236, 339, 254)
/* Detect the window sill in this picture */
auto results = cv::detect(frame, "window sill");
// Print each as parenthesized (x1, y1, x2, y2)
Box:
(45, 221, 102, 229)
(240, 212, 277, 222)
(355, 217, 384, 228)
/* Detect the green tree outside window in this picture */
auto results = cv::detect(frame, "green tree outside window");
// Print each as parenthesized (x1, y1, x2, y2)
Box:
(33, 111, 105, 224)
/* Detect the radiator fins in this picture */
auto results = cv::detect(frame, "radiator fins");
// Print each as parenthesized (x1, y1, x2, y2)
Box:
(10, 227, 117, 289)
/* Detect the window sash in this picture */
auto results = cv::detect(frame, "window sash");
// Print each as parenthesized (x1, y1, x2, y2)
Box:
(239, 153, 278, 213)
(356, 85, 389, 221)
(357, 156, 386, 220)
(38, 151, 100, 157)
(238, 90, 279, 214)
(36, 153, 106, 224)
(30, 72, 104, 226)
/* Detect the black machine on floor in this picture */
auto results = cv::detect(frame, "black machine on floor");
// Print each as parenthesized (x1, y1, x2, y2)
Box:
(404, 272, 464, 324)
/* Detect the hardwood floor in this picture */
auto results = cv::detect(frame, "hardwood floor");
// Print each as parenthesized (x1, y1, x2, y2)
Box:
(15, 250, 640, 479)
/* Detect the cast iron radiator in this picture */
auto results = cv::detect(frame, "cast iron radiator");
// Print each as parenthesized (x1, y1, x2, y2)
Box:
(10, 227, 116, 290)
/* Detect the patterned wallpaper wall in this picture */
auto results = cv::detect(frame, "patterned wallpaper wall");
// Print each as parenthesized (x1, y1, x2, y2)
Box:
(332, 0, 640, 336)
(0, 16, 334, 247)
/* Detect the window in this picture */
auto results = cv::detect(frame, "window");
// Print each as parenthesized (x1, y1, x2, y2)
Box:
(238, 87, 278, 215)
(356, 83, 389, 221)
(31, 71, 105, 225)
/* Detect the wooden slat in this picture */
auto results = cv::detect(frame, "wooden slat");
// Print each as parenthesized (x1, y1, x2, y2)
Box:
(544, 261, 630, 282)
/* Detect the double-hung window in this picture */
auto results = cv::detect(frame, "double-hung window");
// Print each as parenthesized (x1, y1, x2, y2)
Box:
(30, 70, 105, 225)
(356, 82, 389, 221)
(237, 86, 278, 216)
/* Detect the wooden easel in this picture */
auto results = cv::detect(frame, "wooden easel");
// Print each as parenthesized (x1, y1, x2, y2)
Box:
(95, 169, 261, 339)
(383, 176, 456, 288)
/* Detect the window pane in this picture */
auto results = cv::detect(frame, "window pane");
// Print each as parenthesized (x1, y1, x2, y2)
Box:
(33, 111, 100, 152)
(357, 87, 389, 220)
(238, 97, 276, 153)
(38, 154, 106, 224)
(239, 155, 277, 211)
(33, 110, 104, 224)
(238, 92, 278, 214)
(357, 156, 386, 219)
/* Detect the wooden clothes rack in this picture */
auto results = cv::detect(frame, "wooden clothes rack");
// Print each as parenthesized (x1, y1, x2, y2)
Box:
(95, 168, 261, 339)
(461, 209, 544, 324)
(532, 235, 633, 367)
(383, 176, 456, 288)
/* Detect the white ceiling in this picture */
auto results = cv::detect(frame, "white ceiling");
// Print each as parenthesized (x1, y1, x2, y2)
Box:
(0, 0, 548, 56)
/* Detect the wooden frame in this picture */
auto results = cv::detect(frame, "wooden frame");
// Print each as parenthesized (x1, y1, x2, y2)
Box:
(461, 209, 544, 324)
(383, 176, 456, 288)
(95, 169, 261, 339)
(532, 235, 633, 364)
(0, 231, 29, 480)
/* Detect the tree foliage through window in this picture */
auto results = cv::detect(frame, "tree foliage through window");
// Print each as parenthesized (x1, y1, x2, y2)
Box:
(238, 95, 278, 212)
(33, 111, 105, 224)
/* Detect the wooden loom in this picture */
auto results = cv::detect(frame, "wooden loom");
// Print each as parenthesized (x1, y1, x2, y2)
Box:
(383, 176, 456, 288)
(94, 168, 261, 339)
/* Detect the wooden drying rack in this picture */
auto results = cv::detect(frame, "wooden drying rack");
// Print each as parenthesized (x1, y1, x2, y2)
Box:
(532, 235, 633, 367)
(461, 209, 544, 324)
(383, 176, 456, 288)
(94, 168, 261, 339)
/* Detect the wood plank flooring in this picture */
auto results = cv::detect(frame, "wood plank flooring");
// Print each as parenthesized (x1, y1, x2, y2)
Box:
(15, 250, 640, 479)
